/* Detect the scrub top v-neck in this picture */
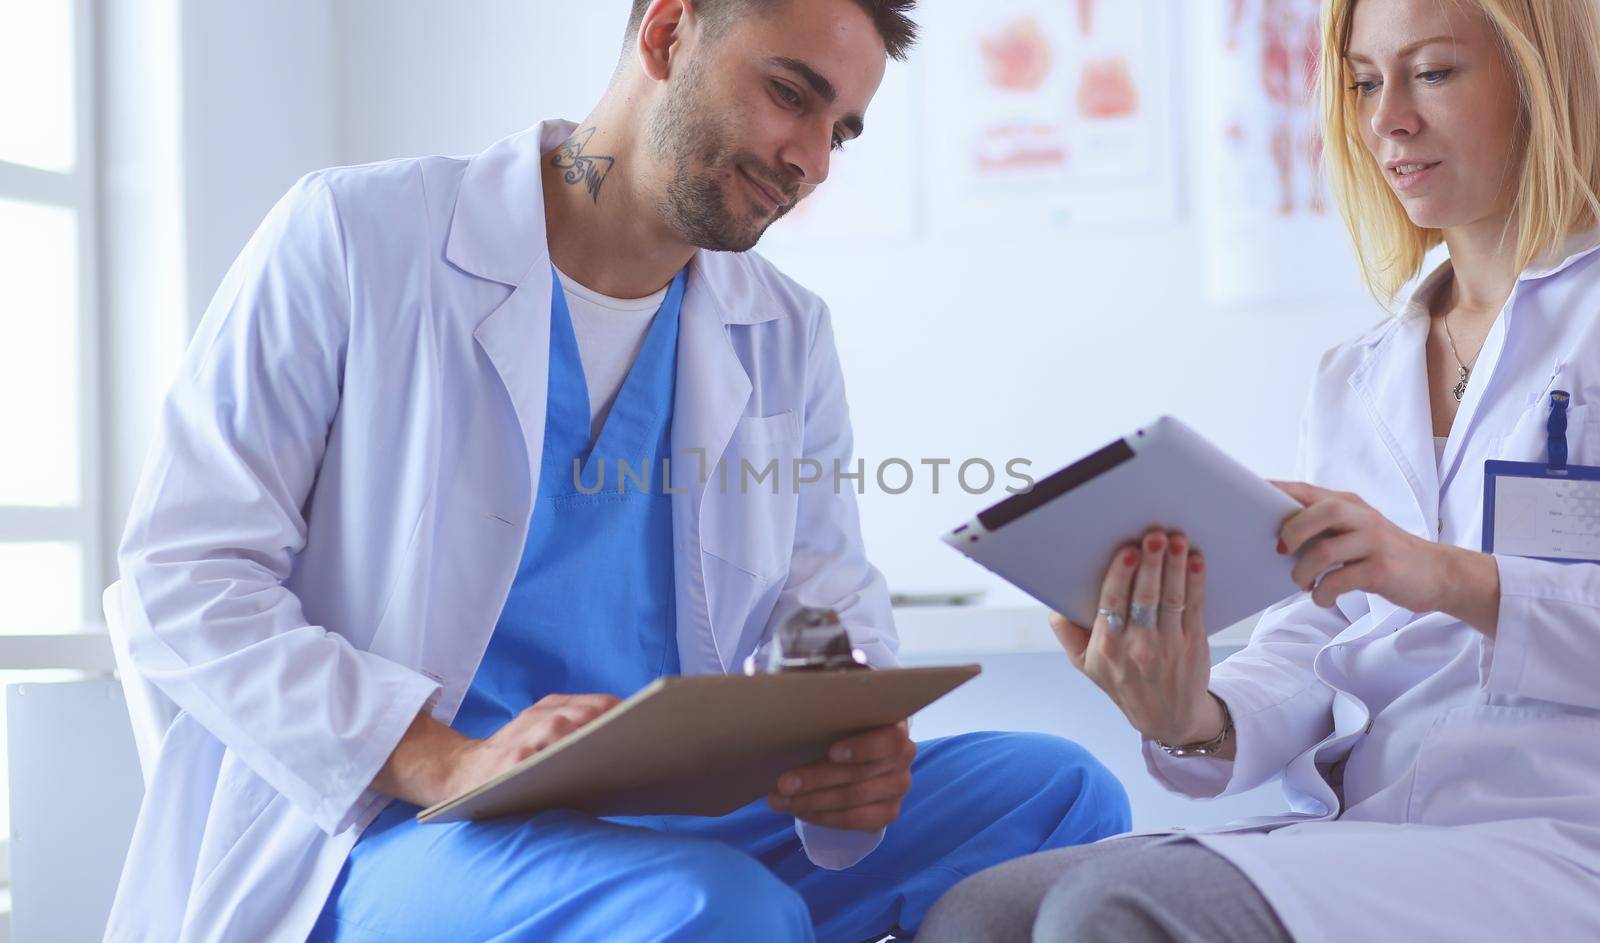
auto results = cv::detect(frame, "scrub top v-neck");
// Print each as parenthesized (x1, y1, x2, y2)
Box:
(451, 266, 687, 740)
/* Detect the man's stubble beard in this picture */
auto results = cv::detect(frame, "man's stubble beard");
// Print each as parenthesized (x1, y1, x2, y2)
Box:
(647, 58, 794, 253)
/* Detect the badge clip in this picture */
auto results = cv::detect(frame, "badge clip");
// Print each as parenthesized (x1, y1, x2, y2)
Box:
(1548, 390, 1571, 476)
(743, 607, 869, 674)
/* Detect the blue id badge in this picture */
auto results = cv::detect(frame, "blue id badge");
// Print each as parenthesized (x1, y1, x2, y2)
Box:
(1483, 391, 1600, 563)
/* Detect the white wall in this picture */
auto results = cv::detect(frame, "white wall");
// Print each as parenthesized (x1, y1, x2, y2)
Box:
(178, 0, 341, 325)
(323, 1, 1386, 604)
(116, 1, 1394, 606)
(333, 0, 634, 164)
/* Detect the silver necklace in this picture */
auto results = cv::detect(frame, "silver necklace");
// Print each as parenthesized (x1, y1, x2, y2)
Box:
(1441, 313, 1482, 402)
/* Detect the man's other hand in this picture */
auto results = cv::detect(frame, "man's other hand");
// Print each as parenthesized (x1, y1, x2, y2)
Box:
(766, 722, 915, 832)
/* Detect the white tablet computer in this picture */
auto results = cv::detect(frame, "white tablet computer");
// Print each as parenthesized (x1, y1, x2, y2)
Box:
(941, 416, 1302, 633)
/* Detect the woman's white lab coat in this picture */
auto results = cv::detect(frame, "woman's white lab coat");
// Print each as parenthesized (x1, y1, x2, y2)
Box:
(1144, 236, 1600, 943)
(102, 121, 897, 943)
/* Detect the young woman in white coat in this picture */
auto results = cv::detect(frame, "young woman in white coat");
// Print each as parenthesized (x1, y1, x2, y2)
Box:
(923, 0, 1600, 940)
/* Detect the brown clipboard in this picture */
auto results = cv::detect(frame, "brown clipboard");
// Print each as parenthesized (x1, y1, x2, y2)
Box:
(416, 665, 981, 823)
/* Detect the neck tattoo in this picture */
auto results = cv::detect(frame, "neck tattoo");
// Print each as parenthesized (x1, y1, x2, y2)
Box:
(551, 127, 615, 203)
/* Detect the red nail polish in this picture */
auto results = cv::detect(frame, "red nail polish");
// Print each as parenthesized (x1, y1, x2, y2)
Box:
(1145, 535, 1165, 553)
(1190, 556, 1204, 573)
(1277, 539, 1287, 555)
(1170, 538, 1186, 556)
(1123, 550, 1140, 567)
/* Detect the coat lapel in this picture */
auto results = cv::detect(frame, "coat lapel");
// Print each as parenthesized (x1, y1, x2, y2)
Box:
(670, 255, 756, 672)
(1342, 311, 1438, 636)
(1347, 311, 1440, 539)
(473, 279, 553, 510)
(446, 122, 572, 524)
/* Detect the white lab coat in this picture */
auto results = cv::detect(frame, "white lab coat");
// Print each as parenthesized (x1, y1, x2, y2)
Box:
(103, 121, 897, 943)
(1143, 235, 1600, 943)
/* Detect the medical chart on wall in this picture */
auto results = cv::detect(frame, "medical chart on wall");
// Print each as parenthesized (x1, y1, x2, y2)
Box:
(764, 0, 1363, 303)
(919, 0, 1178, 233)
(1197, 0, 1364, 304)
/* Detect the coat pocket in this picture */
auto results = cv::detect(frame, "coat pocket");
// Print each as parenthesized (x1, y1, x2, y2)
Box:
(701, 413, 802, 581)
(1563, 404, 1600, 466)
(1497, 392, 1600, 466)
(1406, 702, 1600, 828)
(189, 748, 281, 900)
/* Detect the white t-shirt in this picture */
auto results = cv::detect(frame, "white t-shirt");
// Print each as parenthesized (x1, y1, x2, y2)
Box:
(554, 266, 671, 444)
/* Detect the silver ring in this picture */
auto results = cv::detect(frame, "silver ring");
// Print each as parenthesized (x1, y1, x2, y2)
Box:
(1160, 603, 1186, 614)
(1130, 603, 1158, 628)
(1096, 607, 1125, 632)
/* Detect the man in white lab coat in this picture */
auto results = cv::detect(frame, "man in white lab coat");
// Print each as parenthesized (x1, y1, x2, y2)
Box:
(104, 2, 1130, 941)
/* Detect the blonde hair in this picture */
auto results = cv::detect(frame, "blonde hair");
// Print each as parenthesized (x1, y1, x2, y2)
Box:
(1318, 0, 1600, 300)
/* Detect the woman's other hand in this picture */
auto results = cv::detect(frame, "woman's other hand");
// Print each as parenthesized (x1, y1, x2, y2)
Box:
(1049, 530, 1227, 748)
(1272, 481, 1500, 634)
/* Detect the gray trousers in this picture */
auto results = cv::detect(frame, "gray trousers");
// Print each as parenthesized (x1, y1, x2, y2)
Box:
(917, 836, 1293, 943)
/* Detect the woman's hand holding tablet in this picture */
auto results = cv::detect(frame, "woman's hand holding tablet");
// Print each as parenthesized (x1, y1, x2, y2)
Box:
(1048, 529, 1233, 756)
(941, 416, 1305, 756)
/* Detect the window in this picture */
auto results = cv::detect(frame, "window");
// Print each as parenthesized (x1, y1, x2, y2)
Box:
(0, 0, 102, 854)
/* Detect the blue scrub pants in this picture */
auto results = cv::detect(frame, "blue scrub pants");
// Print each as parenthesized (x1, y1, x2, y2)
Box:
(309, 732, 1131, 942)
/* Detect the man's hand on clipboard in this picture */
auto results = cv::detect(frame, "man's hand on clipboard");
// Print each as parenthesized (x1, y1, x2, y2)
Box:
(375, 694, 623, 808)
(765, 720, 916, 832)
(444, 694, 625, 798)
(751, 605, 916, 832)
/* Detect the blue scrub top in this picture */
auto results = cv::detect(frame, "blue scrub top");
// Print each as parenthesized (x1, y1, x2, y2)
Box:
(452, 266, 687, 739)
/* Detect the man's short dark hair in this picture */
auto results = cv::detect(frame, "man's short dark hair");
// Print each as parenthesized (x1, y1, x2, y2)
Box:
(627, 0, 918, 61)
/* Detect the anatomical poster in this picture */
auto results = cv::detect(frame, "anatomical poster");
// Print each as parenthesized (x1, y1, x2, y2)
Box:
(1198, 0, 1365, 304)
(921, 0, 1178, 233)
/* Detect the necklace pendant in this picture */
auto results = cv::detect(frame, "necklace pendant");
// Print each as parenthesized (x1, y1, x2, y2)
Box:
(1452, 366, 1469, 402)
